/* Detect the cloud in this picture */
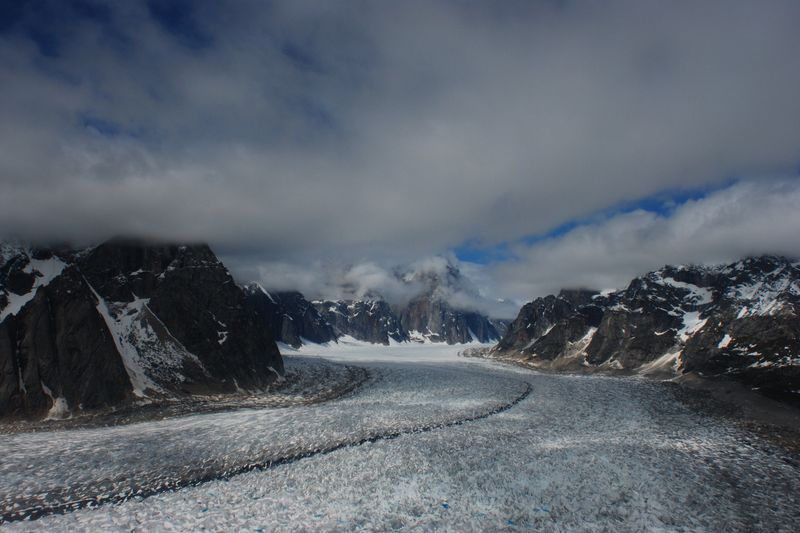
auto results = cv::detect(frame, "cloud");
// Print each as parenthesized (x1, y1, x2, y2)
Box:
(1, 1, 799, 313)
(486, 178, 800, 304)
(2, 2, 800, 251)
(246, 253, 519, 318)
(337, 262, 415, 303)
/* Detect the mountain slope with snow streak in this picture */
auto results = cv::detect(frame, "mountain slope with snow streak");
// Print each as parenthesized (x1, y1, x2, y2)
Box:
(0, 240, 283, 419)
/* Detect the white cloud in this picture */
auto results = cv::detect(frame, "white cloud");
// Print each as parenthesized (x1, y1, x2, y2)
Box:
(1, 1, 799, 315)
(1, 1, 799, 258)
(245, 253, 519, 318)
(487, 178, 800, 303)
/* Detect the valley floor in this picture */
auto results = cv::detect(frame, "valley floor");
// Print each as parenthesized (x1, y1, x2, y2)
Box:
(2, 341, 800, 531)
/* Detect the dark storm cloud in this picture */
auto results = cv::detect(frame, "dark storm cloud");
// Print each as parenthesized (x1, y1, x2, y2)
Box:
(1, 1, 800, 311)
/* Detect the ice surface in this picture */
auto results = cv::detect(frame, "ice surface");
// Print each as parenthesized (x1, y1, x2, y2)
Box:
(2, 343, 800, 531)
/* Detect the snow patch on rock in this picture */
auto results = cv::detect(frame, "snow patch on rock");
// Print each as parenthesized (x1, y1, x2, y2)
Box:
(0, 255, 67, 321)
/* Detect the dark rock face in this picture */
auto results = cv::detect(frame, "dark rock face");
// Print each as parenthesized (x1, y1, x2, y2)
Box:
(492, 294, 578, 354)
(399, 295, 500, 344)
(0, 239, 283, 419)
(396, 259, 502, 344)
(80, 240, 283, 391)
(527, 315, 595, 361)
(0, 266, 133, 418)
(493, 256, 800, 398)
(315, 300, 407, 345)
(244, 285, 337, 348)
(489, 319, 511, 338)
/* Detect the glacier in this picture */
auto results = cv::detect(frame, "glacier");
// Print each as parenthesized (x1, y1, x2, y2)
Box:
(1, 342, 799, 531)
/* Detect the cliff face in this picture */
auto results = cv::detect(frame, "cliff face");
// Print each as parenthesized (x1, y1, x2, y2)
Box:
(244, 285, 337, 348)
(0, 262, 133, 418)
(493, 257, 800, 399)
(315, 299, 408, 345)
(0, 240, 283, 419)
(399, 295, 500, 344)
(397, 260, 502, 344)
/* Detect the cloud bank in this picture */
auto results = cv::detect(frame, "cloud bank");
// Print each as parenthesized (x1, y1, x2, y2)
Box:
(486, 178, 800, 306)
(1, 1, 799, 315)
(245, 253, 519, 318)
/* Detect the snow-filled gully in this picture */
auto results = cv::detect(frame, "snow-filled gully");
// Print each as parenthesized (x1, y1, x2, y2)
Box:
(2, 342, 800, 531)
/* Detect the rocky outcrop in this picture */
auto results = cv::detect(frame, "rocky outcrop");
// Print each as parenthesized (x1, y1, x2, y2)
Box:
(0, 264, 133, 418)
(315, 299, 407, 345)
(492, 292, 582, 354)
(0, 240, 283, 419)
(493, 256, 800, 399)
(397, 258, 502, 344)
(244, 285, 337, 348)
(399, 295, 500, 344)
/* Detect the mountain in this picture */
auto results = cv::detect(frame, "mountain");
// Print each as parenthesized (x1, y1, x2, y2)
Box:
(398, 259, 502, 343)
(492, 256, 800, 400)
(399, 296, 501, 343)
(303, 258, 503, 345)
(0, 239, 283, 419)
(243, 284, 337, 348)
(315, 299, 408, 345)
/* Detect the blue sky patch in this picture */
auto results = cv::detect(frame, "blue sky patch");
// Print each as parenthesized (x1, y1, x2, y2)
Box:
(455, 178, 739, 265)
(146, 0, 213, 50)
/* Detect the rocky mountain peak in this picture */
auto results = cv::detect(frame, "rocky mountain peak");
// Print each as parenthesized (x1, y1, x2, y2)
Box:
(493, 255, 800, 401)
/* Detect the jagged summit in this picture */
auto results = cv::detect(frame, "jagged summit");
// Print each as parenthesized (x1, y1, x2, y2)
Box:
(493, 255, 800, 400)
(251, 256, 505, 346)
(315, 258, 502, 345)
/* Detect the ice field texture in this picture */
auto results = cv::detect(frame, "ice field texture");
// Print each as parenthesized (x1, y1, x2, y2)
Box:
(2, 341, 800, 531)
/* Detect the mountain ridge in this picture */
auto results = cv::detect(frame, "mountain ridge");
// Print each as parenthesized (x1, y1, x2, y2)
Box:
(492, 255, 800, 400)
(250, 257, 507, 346)
(0, 240, 283, 419)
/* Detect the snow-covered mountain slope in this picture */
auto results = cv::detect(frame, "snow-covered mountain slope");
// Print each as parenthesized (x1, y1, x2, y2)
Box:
(309, 295, 503, 346)
(0, 240, 283, 419)
(493, 256, 800, 399)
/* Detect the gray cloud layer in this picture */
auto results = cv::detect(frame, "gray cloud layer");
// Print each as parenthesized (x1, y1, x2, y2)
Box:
(1, 1, 799, 314)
